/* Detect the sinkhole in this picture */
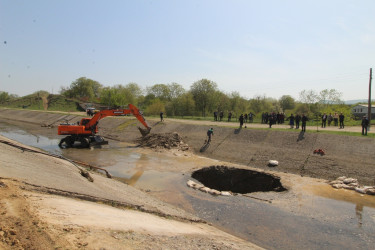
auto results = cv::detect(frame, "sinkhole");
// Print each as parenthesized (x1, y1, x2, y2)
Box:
(192, 165, 286, 194)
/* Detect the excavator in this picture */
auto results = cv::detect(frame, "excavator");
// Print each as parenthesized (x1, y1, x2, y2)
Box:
(58, 104, 151, 148)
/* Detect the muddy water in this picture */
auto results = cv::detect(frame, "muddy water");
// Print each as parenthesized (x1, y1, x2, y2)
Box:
(1, 121, 375, 250)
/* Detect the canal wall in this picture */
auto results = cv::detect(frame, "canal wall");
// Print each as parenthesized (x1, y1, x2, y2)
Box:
(1, 108, 375, 185)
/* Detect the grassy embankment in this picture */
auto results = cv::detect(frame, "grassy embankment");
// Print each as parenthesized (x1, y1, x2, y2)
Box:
(1, 94, 372, 137)
(0, 93, 83, 112)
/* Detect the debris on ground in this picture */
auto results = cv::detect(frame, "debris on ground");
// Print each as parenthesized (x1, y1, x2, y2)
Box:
(313, 149, 325, 155)
(136, 132, 190, 151)
(329, 176, 375, 195)
(186, 180, 231, 196)
(268, 160, 279, 167)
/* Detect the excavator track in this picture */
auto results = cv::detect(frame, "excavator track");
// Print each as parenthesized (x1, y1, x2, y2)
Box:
(58, 135, 108, 148)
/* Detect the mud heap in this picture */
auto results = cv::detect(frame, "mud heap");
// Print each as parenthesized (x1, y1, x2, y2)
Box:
(136, 132, 189, 151)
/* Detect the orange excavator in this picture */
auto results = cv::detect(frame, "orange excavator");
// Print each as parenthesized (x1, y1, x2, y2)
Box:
(58, 104, 151, 148)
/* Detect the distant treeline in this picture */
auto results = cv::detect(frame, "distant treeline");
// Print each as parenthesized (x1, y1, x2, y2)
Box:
(0, 77, 357, 120)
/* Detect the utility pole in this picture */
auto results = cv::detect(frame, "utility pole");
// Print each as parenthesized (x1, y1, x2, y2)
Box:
(368, 68, 372, 131)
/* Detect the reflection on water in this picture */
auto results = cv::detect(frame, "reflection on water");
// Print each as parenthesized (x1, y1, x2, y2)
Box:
(0, 124, 61, 154)
(115, 153, 147, 186)
(356, 203, 363, 228)
(304, 183, 375, 231)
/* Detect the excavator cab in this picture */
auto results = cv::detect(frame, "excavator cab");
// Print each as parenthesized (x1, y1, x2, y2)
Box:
(80, 118, 91, 126)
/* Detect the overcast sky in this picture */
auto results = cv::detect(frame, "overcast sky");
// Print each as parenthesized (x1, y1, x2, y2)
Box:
(1, 0, 374, 101)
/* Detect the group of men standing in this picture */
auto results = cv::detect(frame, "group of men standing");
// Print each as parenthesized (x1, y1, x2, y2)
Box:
(213, 111, 224, 121)
(214, 111, 255, 123)
(320, 112, 344, 128)
(261, 112, 285, 125)
(210, 110, 370, 135)
(279, 113, 308, 132)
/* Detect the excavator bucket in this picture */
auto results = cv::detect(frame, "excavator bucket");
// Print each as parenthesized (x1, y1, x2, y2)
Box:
(138, 127, 151, 137)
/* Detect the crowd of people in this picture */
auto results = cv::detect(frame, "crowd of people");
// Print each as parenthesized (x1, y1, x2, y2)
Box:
(209, 110, 367, 134)
(205, 110, 369, 142)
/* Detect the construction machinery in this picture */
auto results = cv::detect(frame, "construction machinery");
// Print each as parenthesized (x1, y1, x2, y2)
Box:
(58, 104, 151, 148)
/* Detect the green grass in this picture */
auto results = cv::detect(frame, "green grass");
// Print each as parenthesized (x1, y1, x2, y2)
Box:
(0, 95, 44, 110)
(317, 130, 375, 137)
(46, 95, 83, 112)
(0, 94, 84, 112)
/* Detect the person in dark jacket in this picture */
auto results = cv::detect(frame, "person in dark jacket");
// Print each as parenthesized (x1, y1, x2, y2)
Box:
(361, 116, 369, 135)
(327, 113, 333, 126)
(207, 128, 214, 142)
(269, 115, 273, 128)
(301, 114, 308, 132)
(287, 113, 295, 129)
(249, 112, 254, 123)
(295, 114, 301, 129)
(239, 114, 244, 127)
(160, 112, 164, 122)
(339, 113, 345, 129)
(321, 113, 327, 128)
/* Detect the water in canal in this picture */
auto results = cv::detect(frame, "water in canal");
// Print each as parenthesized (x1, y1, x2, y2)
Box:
(1, 121, 375, 249)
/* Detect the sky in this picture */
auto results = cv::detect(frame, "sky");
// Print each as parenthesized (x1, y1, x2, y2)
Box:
(1, 0, 374, 101)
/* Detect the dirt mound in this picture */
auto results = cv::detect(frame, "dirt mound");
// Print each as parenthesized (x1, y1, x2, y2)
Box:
(136, 132, 189, 151)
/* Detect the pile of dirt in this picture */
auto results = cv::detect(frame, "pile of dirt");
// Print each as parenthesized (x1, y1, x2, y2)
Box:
(136, 132, 190, 151)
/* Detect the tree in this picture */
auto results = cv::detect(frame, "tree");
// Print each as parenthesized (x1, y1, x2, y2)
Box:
(145, 99, 165, 115)
(318, 89, 343, 105)
(299, 90, 318, 105)
(146, 84, 171, 102)
(299, 90, 318, 114)
(228, 92, 242, 112)
(125, 83, 143, 101)
(142, 93, 156, 107)
(100, 85, 136, 108)
(100, 87, 116, 107)
(168, 83, 185, 99)
(299, 88, 343, 116)
(190, 79, 218, 117)
(61, 77, 102, 101)
(174, 92, 195, 117)
(249, 95, 272, 114)
(213, 90, 231, 114)
(0, 91, 18, 103)
(0, 91, 11, 103)
(294, 102, 310, 115)
(166, 83, 186, 116)
(279, 95, 295, 111)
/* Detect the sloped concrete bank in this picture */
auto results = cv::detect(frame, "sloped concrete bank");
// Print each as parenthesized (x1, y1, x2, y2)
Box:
(1, 108, 375, 186)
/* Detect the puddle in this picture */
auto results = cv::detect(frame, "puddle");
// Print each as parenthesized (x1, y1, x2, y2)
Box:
(1, 121, 375, 249)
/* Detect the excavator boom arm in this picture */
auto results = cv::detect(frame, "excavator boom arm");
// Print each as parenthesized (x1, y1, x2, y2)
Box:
(58, 104, 150, 148)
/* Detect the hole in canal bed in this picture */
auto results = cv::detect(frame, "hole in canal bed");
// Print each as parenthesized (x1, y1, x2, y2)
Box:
(192, 166, 287, 194)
